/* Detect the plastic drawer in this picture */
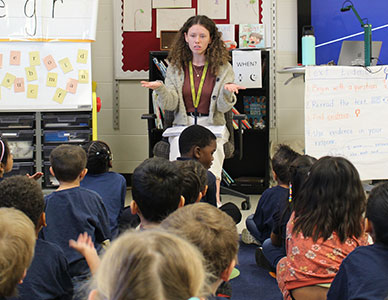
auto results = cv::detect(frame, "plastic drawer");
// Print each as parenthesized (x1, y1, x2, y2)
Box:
(4, 161, 34, 178)
(43, 113, 91, 128)
(0, 114, 35, 129)
(0, 130, 35, 159)
(43, 129, 91, 144)
(43, 161, 59, 188)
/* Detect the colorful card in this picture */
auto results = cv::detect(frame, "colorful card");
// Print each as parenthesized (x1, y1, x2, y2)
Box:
(239, 24, 265, 48)
(10, 51, 21, 65)
(27, 84, 39, 99)
(1, 73, 16, 89)
(46, 72, 58, 87)
(66, 78, 78, 94)
(43, 55, 57, 71)
(25, 66, 38, 81)
(243, 95, 267, 129)
(78, 70, 89, 83)
(59, 58, 73, 74)
(77, 49, 88, 64)
(14, 78, 25, 93)
(29, 51, 41, 66)
(53, 88, 67, 104)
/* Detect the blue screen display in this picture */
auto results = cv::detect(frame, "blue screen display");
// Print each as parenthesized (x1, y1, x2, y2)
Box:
(311, 0, 388, 65)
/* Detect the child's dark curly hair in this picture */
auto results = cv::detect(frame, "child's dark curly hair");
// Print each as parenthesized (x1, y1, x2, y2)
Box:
(86, 141, 112, 174)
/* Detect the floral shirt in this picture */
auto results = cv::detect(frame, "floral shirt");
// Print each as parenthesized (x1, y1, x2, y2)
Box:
(276, 212, 368, 300)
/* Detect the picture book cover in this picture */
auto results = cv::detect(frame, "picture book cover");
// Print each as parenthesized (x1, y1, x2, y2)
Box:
(239, 24, 265, 48)
(243, 95, 266, 129)
(216, 24, 236, 50)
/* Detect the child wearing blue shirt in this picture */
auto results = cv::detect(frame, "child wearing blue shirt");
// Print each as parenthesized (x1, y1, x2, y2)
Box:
(80, 141, 126, 238)
(40, 144, 111, 279)
(0, 175, 73, 300)
(327, 182, 388, 300)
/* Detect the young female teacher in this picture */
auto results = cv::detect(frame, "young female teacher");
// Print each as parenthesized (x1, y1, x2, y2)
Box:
(141, 15, 245, 205)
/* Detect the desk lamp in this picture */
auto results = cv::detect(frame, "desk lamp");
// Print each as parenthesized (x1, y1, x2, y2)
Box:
(340, 2, 372, 66)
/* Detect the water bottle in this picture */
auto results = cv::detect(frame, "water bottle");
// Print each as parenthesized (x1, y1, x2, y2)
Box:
(302, 26, 316, 65)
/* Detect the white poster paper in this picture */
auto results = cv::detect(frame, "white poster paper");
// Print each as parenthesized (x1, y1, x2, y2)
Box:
(232, 50, 262, 88)
(156, 8, 195, 38)
(229, 0, 259, 24)
(152, 0, 191, 8)
(198, 0, 227, 19)
(0, 0, 99, 40)
(305, 65, 388, 180)
(123, 0, 152, 32)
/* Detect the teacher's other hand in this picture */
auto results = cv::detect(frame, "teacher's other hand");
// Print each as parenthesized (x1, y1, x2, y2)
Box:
(224, 83, 246, 94)
(141, 81, 162, 90)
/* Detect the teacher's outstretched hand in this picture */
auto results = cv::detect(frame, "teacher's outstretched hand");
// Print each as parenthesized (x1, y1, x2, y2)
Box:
(224, 83, 246, 94)
(141, 80, 162, 90)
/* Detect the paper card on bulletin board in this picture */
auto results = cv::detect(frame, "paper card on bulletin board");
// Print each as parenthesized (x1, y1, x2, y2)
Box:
(229, 0, 260, 24)
(305, 65, 388, 180)
(156, 8, 196, 38)
(198, 0, 227, 19)
(232, 50, 262, 88)
(152, 0, 191, 8)
(0, 0, 99, 40)
(0, 42, 92, 111)
(123, 0, 152, 32)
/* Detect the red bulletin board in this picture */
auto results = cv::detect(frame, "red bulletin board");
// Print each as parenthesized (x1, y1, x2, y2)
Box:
(121, 0, 263, 72)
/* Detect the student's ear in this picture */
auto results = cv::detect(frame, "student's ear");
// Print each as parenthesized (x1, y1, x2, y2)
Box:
(130, 200, 139, 215)
(201, 185, 208, 197)
(19, 269, 27, 284)
(49, 166, 55, 177)
(272, 170, 277, 182)
(88, 289, 98, 300)
(365, 218, 374, 234)
(79, 168, 88, 181)
(195, 192, 202, 203)
(178, 196, 185, 208)
(220, 259, 236, 282)
(193, 146, 201, 160)
(36, 212, 47, 235)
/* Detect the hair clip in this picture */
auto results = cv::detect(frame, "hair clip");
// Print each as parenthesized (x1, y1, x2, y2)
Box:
(289, 183, 293, 203)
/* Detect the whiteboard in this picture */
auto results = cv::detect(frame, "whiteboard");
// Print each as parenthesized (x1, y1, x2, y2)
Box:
(305, 65, 388, 180)
(0, 0, 98, 40)
(0, 42, 92, 111)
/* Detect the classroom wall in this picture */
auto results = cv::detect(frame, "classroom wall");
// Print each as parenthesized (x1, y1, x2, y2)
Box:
(91, 0, 305, 174)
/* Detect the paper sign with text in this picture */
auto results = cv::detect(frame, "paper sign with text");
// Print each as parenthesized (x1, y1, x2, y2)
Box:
(232, 50, 262, 88)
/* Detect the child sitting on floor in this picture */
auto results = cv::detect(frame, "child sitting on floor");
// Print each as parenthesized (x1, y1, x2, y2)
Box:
(0, 207, 35, 299)
(0, 176, 73, 300)
(160, 203, 239, 299)
(276, 156, 368, 300)
(87, 230, 209, 300)
(130, 157, 185, 229)
(40, 144, 111, 280)
(327, 181, 388, 300)
(80, 140, 127, 238)
(243, 144, 300, 245)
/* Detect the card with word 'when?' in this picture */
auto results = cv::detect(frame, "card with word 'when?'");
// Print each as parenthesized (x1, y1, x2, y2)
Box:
(59, 58, 73, 74)
(43, 55, 57, 71)
(1, 73, 16, 89)
(27, 84, 38, 99)
(77, 49, 88, 64)
(78, 70, 89, 83)
(10, 51, 21, 65)
(66, 78, 78, 94)
(29, 51, 41, 66)
(25, 66, 38, 81)
(53, 88, 67, 104)
(46, 73, 58, 87)
(14, 78, 25, 93)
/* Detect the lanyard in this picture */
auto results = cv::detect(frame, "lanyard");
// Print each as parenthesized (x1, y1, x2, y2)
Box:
(189, 61, 209, 109)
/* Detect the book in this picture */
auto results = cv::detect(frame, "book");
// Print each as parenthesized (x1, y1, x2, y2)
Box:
(216, 24, 237, 50)
(239, 24, 265, 49)
(243, 96, 266, 129)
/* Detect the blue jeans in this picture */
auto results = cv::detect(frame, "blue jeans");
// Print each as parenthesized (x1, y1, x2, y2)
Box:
(262, 238, 286, 269)
(245, 214, 262, 243)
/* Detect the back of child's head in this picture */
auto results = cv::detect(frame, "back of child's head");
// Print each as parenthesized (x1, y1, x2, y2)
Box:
(293, 156, 366, 243)
(86, 140, 112, 174)
(50, 144, 87, 182)
(132, 157, 182, 223)
(289, 155, 317, 202)
(160, 203, 239, 283)
(0, 139, 12, 177)
(271, 144, 300, 184)
(179, 125, 216, 155)
(172, 160, 207, 205)
(366, 182, 388, 246)
(0, 207, 36, 297)
(0, 175, 44, 229)
(90, 230, 208, 300)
